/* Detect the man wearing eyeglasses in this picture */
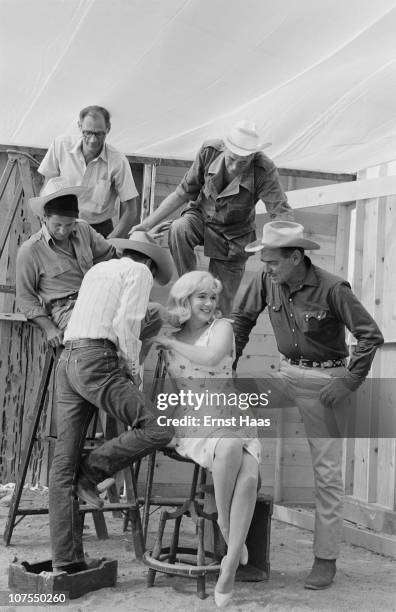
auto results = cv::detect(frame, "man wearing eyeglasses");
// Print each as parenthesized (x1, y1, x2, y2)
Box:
(38, 105, 138, 238)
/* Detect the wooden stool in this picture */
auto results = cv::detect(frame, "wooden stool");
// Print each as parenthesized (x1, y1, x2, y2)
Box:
(143, 451, 223, 599)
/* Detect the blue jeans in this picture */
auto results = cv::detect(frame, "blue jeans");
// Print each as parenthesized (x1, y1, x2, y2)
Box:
(49, 341, 173, 568)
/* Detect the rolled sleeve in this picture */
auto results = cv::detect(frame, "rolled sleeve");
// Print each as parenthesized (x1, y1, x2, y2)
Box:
(113, 155, 138, 203)
(231, 269, 267, 358)
(87, 225, 116, 263)
(16, 246, 47, 319)
(256, 160, 293, 220)
(38, 140, 60, 178)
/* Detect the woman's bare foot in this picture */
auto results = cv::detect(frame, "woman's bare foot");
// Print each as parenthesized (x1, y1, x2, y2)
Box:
(215, 555, 237, 595)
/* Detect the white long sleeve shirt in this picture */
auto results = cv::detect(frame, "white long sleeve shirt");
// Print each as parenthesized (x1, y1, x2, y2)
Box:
(64, 257, 152, 376)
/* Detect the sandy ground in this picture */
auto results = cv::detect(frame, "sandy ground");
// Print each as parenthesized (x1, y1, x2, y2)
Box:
(0, 487, 395, 612)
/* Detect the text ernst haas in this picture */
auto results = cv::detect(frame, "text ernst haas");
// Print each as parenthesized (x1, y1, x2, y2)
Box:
(156, 415, 271, 427)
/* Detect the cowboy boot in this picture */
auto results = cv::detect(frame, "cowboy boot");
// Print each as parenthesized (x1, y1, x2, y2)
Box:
(304, 557, 336, 589)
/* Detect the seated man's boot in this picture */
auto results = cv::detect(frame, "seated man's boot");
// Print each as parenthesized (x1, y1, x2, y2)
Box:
(76, 475, 104, 509)
(76, 459, 115, 509)
(304, 557, 336, 589)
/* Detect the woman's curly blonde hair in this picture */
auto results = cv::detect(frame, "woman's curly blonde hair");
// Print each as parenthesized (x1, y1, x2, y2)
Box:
(167, 271, 222, 327)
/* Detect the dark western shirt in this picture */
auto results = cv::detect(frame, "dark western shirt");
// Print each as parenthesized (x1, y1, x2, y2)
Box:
(175, 139, 292, 260)
(16, 220, 115, 320)
(231, 258, 384, 383)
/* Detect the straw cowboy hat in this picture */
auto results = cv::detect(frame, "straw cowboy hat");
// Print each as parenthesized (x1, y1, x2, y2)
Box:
(29, 177, 85, 218)
(224, 120, 271, 156)
(108, 231, 174, 286)
(245, 221, 320, 252)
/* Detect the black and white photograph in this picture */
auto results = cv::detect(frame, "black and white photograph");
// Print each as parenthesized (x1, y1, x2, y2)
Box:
(0, 1, 395, 610)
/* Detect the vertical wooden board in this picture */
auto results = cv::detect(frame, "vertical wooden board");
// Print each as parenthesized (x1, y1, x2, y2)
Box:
(349, 175, 369, 501)
(376, 438, 396, 509)
(358, 200, 374, 308)
(0, 161, 19, 295)
(140, 164, 154, 221)
(334, 204, 352, 278)
(382, 195, 396, 340)
(343, 437, 355, 496)
(0, 320, 21, 481)
(352, 380, 378, 502)
(0, 322, 50, 484)
(1, 322, 30, 481)
(375, 346, 396, 509)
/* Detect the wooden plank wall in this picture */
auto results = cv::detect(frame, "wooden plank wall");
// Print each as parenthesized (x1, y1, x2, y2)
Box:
(0, 151, 54, 485)
(342, 161, 396, 528)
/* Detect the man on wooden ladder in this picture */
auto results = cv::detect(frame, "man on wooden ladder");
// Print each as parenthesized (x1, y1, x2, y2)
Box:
(16, 178, 116, 347)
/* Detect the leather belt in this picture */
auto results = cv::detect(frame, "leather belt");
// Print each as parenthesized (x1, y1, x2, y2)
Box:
(286, 357, 346, 369)
(64, 338, 116, 351)
(50, 292, 79, 308)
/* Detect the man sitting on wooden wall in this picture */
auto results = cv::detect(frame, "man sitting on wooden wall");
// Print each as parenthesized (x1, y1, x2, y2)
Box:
(130, 120, 293, 316)
(16, 178, 115, 348)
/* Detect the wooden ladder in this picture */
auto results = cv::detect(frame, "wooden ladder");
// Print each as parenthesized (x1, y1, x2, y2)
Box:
(3, 346, 144, 559)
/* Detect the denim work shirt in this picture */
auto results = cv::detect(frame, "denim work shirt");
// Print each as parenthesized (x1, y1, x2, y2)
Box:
(175, 139, 292, 260)
(231, 258, 384, 384)
(16, 220, 115, 320)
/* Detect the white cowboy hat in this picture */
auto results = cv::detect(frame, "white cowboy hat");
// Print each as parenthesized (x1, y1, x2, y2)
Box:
(224, 120, 272, 156)
(108, 231, 174, 286)
(245, 221, 320, 252)
(29, 177, 85, 218)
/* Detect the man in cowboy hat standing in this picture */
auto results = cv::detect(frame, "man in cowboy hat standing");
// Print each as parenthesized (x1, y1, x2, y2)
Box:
(38, 105, 138, 238)
(131, 120, 293, 315)
(49, 231, 175, 574)
(16, 178, 116, 347)
(231, 221, 383, 589)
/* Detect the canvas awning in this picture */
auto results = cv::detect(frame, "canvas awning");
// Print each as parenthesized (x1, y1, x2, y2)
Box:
(2, 0, 396, 172)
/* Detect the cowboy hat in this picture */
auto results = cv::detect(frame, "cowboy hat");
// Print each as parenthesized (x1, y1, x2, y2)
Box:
(108, 231, 174, 285)
(224, 120, 271, 156)
(245, 221, 320, 252)
(29, 177, 85, 218)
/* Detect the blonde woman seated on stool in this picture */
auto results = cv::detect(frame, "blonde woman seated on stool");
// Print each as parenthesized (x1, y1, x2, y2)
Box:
(154, 271, 261, 608)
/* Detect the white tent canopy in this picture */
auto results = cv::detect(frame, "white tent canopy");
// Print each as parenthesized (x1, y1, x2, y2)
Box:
(2, 0, 396, 173)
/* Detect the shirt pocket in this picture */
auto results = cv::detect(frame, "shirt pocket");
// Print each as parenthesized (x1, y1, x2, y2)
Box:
(91, 179, 111, 213)
(268, 302, 283, 329)
(225, 206, 248, 224)
(301, 310, 329, 337)
(45, 261, 74, 278)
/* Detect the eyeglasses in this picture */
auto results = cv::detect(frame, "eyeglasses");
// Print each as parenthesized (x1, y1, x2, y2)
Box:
(82, 130, 107, 139)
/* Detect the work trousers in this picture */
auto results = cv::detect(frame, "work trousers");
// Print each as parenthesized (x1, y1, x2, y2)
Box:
(168, 210, 246, 316)
(269, 358, 350, 559)
(49, 307, 173, 568)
